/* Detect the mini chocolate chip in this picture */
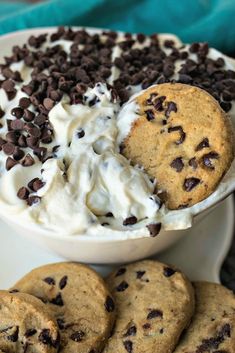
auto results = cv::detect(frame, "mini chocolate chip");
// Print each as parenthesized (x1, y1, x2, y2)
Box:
(123, 216, 137, 226)
(19, 97, 31, 109)
(6, 157, 18, 171)
(70, 331, 85, 342)
(202, 152, 219, 170)
(195, 138, 210, 151)
(189, 157, 198, 169)
(123, 340, 133, 353)
(147, 223, 161, 237)
(116, 281, 129, 292)
(2, 142, 15, 155)
(124, 326, 136, 337)
(17, 187, 29, 200)
(145, 109, 155, 121)
(165, 101, 177, 118)
(163, 267, 176, 277)
(43, 277, 55, 285)
(27, 196, 40, 206)
(11, 107, 24, 119)
(59, 276, 68, 290)
(147, 309, 163, 320)
(183, 177, 200, 191)
(7, 326, 19, 342)
(170, 157, 184, 172)
(168, 126, 186, 145)
(115, 268, 126, 277)
(21, 154, 35, 167)
(50, 293, 64, 306)
(136, 271, 145, 279)
(77, 129, 85, 138)
(25, 329, 37, 338)
(104, 296, 115, 312)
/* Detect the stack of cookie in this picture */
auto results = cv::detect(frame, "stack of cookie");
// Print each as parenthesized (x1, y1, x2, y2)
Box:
(0, 261, 234, 352)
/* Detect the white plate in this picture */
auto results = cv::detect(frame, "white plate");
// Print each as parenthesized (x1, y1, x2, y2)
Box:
(0, 195, 233, 288)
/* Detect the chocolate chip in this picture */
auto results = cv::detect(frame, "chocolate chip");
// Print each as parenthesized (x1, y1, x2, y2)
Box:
(145, 109, 155, 121)
(11, 119, 24, 130)
(124, 326, 136, 337)
(24, 109, 35, 122)
(183, 177, 200, 191)
(0, 107, 5, 118)
(115, 268, 126, 277)
(189, 157, 198, 169)
(11, 107, 24, 119)
(7, 326, 19, 342)
(17, 187, 29, 200)
(43, 277, 55, 285)
(21, 154, 35, 167)
(104, 296, 115, 312)
(136, 271, 145, 279)
(56, 318, 65, 330)
(59, 276, 68, 290)
(70, 331, 85, 342)
(116, 281, 129, 292)
(2, 79, 15, 92)
(50, 293, 64, 306)
(6, 157, 18, 171)
(43, 98, 55, 111)
(33, 147, 47, 161)
(19, 97, 31, 109)
(147, 309, 163, 320)
(28, 126, 41, 138)
(163, 267, 176, 277)
(142, 323, 151, 329)
(123, 216, 137, 226)
(195, 138, 210, 151)
(18, 135, 27, 147)
(77, 129, 85, 138)
(2, 142, 15, 155)
(25, 329, 37, 337)
(168, 126, 186, 144)
(202, 152, 219, 170)
(153, 96, 166, 112)
(220, 101, 232, 112)
(165, 101, 177, 118)
(170, 157, 184, 172)
(38, 329, 55, 346)
(147, 223, 161, 237)
(123, 340, 133, 353)
(34, 114, 46, 126)
(27, 196, 40, 206)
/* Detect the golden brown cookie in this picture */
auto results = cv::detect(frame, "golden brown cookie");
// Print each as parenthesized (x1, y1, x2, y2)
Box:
(174, 281, 235, 353)
(11, 262, 116, 353)
(0, 290, 59, 353)
(104, 260, 195, 353)
(120, 83, 234, 209)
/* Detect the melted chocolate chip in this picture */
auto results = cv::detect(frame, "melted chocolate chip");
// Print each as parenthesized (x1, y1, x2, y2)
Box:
(143, 323, 151, 329)
(124, 326, 136, 337)
(105, 295, 115, 312)
(189, 157, 198, 170)
(38, 329, 55, 346)
(43, 277, 55, 285)
(147, 309, 163, 320)
(195, 323, 231, 353)
(116, 281, 129, 292)
(25, 329, 37, 337)
(136, 271, 145, 279)
(168, 126, 186, 144)
(77, 129, 85, 138)
(123, 216, 137, 226)
(123, 340, 133, 353)
(7, 326, 19, 342)
(170, 157, 184, 172)
(146, 223, 161, 237)
(163, 267, 176, 277)
(70, 331, 85, 342)
(165, 101, 177, 118)
(202, 152, 219, 170)
(59, 276, 68, 290)
(183, 177, 200, 191)
(195, 138, 210, 151)
(145, 109, 155, 121)
(153, 96, 166, 112)
(115, 268, 126, 277)
(50, 293, 64, 306)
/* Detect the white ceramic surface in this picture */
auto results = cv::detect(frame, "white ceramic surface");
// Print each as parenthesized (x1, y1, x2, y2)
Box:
(0, 27, 234, 263)
(0, 196, 233, 288)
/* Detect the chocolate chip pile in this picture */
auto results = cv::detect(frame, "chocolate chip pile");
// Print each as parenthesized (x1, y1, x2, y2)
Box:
(0, 26, 234, 209)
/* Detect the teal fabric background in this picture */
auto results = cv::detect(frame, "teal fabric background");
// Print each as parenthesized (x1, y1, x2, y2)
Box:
(0, 0, 234, 54)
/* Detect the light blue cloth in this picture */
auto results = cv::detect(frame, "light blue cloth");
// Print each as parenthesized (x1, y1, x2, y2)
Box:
(0, 0, 234, 54)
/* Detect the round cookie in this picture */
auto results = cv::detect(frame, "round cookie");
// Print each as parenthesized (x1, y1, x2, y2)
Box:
(0, 290, 59, 353)
(120, 83, 234, 209)
(104, 260, 195, 353)
(174, 281, 235, 353)
(11, 262, 116, 353)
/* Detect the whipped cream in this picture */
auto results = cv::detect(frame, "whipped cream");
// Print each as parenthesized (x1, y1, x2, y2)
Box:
(0, 29, 234, 237)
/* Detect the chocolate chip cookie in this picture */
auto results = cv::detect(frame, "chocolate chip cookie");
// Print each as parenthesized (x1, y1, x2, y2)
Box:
(120, 83, 234, 209)
(104, 260, 195, 353)
(11, 262, 116, 353)
(174, 281, 235, 353)
(0, 290, 59, 353)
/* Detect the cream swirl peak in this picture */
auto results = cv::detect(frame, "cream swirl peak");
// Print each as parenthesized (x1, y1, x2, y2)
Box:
(0, 27, 234, 236)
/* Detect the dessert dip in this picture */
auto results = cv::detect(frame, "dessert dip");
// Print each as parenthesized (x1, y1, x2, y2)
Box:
(0, 26, 234, 236)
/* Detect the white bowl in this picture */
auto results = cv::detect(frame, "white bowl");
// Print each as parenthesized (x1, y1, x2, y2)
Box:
(0, 27, 235, 264)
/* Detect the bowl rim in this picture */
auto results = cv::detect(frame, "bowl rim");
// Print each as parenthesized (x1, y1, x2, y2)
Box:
(0, 26, 234, 242)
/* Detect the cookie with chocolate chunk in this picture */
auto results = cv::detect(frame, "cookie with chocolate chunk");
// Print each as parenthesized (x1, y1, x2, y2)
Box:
(0, 290, 59, 353)
(120, 83, 234, 209)
(104, 260, 195, 353)
(11, 262, 116, 353)
(174, 282, 235, 353)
